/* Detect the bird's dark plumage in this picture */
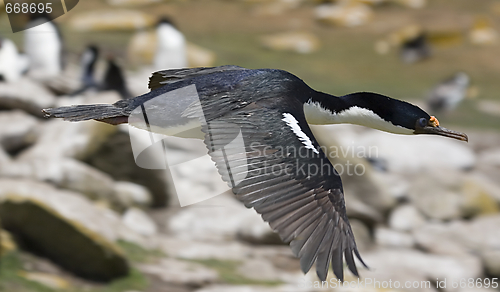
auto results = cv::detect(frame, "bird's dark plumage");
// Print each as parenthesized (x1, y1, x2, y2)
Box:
(43, 65, 468, 281)
(44, 65, 366, 281)
(102, 58, 131, 99)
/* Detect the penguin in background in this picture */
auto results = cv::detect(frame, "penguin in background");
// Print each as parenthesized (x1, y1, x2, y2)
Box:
(153, 17, 188, 70)
(72, 45, 99, 95)
(23, 13, 63, 79)
(72, 45, 131, 99)
(81, 45, 99, 89)
(102, 57, 132, 99)
(0, 37, 29, 82)
(427, 72, 470, 113)
(400, 33, 431, 64)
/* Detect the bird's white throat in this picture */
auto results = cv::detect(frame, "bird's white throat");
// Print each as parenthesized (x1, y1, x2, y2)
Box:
(303, 100, 414, 135)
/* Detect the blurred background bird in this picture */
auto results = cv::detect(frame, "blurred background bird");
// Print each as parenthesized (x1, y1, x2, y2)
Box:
(23, 13, 63, 79)
(400, 32, 431, 64)
(153, 17, 188, 70)
(101, 57, 131, 99)
(79, 45, 99, 91)
(72, 46, 131, 99)
(427, 72, 470, 113)
(0, 37, 29, 82)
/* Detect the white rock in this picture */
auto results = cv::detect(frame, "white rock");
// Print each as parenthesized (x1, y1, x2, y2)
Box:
(469, 18, 498, 45)
(0, 110, 37, 152)
(0, 77, 55, 117)
(362, 248, 482, 292)
(0, 178, 143, 246)
(392, 0, 426, 9)
(0, 157, 116, 202)
(479, 147, 500, 167)
(332, 127, 475, 173)
(195, 285, 317, 292)
(372, 171, 410, 200)
(375, 227, 415, 248)
(389, 204, 426, 232)
(168, 193, 274, 243)
(252, 0, 299, 16)
(122, 207, 157, 236)
(114, 181, 152, 207)
(407, 168, 461, 220)
(460, 215, 500, 250)
(237, 259, 282, 281)
(19, 119, 117, 161)
(409, 170, 500, 220)
(413, 222, 467, 256)
(107, 0, 160, 6)
(69, 10, 156, 31)
(411, 185, 461, 221)
(137, 258, 218, 285)
(413, 217, 500, 278)
(158, 237, 253, 261)
(0, 179, 137, 280)
(260, 31, 320, 54)
(44, 64, 82, 96)
(476, 100, 500, 117)
(315, 2, 373, 27)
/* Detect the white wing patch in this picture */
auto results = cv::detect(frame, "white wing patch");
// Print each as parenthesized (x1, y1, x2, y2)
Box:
(282, 113, 319, 154)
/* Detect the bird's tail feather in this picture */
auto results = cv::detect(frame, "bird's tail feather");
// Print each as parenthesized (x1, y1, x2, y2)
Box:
(42, 104, 128, 125)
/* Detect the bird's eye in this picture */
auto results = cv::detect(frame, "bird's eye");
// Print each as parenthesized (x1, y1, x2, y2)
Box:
(418, 118, 428, 127)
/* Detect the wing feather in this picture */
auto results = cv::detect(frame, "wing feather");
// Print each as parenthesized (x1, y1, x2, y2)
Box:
(198, 92, 366, 281)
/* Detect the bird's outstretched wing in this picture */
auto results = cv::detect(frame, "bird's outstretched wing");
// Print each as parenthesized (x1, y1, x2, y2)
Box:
(148, 65, 246, 91)
(195, 95, 367, 281)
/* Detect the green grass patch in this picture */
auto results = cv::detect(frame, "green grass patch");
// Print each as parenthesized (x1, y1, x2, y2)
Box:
(186, 258, 283, 286)
(0, 251, 148, 292)
(80, 268, 148, 292)
(116, 240, 165, 263)
(0, 252, 56, 292)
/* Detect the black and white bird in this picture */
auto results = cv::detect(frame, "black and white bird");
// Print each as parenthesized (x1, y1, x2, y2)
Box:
(101, 57, 131, 99)
(0, 37, 29, 82)
(43, 65, 468, 281)
(80, 45, 100, 90)
(427, 72, 470, 113)
(72, 46, 131, 99)
(153, 17, 188, 70)
(400, 33, 431, 64)
(24, 13, 63, 78)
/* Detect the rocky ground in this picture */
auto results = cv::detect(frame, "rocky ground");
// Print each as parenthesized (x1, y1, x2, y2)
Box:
(1, 65, 500, 292)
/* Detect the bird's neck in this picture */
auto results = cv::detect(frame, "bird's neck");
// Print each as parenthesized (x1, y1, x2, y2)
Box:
(303, 92, 414, 135)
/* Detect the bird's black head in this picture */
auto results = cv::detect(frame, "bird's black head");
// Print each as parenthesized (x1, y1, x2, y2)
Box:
(336, 92, 468, 141)
(157, 16, 177, 29)
(87, 45, 99, 56)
